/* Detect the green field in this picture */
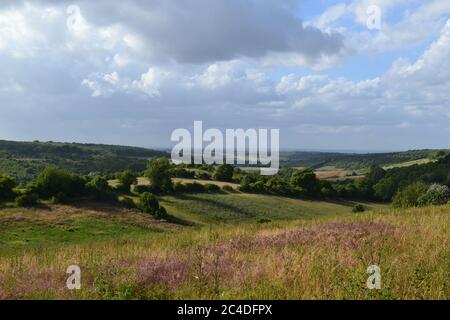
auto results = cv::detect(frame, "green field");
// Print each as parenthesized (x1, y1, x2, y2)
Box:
(161, 193, 384, 225)
(382, 158, 434, 170)
(0, 204, 176, 254)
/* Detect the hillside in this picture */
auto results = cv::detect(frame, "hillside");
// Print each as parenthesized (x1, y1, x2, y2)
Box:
(281, 150, 445, 171)
(0, 202, 447, 299)
(0, 140, 168, 184)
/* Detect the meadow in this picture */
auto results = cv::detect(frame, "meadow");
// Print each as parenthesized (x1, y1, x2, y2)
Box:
(0, 197, 448, 300)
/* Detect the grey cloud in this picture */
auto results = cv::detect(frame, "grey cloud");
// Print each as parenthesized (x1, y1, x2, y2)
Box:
(16, 0, 344, 64)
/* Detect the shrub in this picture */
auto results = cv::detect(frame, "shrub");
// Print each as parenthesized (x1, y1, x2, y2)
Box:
(32, 167, 86, 199)
(257, 218, 272, 224)
(418, 184, 450, 206)
(213, 164, 234, 182)
(195, 172, 211, 180)
(116, 171, 138, 193)
(138, 192, 167, 219)
(119, 197, 136, 209)
(204, 184, 221, 193)
(15, 192, 39, 207)
(290, 169, 321, 196)
(86, 176, 117, 202)
(144, 158, 173, 194)
(222, 185, 234, 192)
(172, 168, 195, 179)
(173, 182, 187, 193)
(392, 182, 428, 208)
(51, 192, 70, 204)
(184, 182, 205, 193)
(352, 204, 365, 213)
(0, 174, 17, 202)
(133, 184, 152, 194)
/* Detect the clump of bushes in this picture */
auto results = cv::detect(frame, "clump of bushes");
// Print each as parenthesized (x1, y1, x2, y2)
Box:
(204, 184, 221, 193)
(15, 192, 39, 207)
(174, 182, 221, 194)
(213, 164, 234, 182)
(418, 184, 450, 206)
(144, 158, 173, 194)
(392, 182, 428, 208)
(86, 176, 117, 203)
(0, 174, 17, 202)
(51, 192, 70, 204)
(32, 167, 86, 200)
(133, 184, 153, 194)
(119, 197, 136, 209)
(115, 171, 138, 194)
(138, 192, 167, 219)
(392, 182, 450, 208)
(222, 185, 234, 192)
(352, 204, 365, 213)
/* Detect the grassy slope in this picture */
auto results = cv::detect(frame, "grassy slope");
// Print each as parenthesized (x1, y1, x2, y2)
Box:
(0, 204, 178, 254)
(161, 192, 385, 225)
(0, 204, 448, 299)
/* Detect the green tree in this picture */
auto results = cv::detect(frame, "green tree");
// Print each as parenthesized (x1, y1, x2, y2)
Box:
(117, 170, 138, 193)
(213, 164, 234, 182)
(0, 174, 17, 201)
(373, 178, 397, 201)
(32, 167, 86, 199)
(290, 169, 321, 195)
(418, 184, 450, 206)
(144, 158, 173, 193)
(392, 182, 428, 208)
(139, 192, 167, 219)
(366, 165, 386, 183)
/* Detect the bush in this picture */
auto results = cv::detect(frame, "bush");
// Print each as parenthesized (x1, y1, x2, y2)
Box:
(195, 172, 211, 180)
(144, 158, 173, 194)
(352, 204, 365, 213)
(32, 167, 86, 199)
(172, 168, 195, 179)
(290, 169, 321, 196)
(257, 218, 272, 224)
(116, 171, 138, 193)
(133, 184, 152, 194)
(183, 182, 205, 193)
(418, 184, 450, 206)
(119, 197, 136, 209)
(392, 182, 428, 208)
(173, 181, 187, 193)
(86, 176, 117, 202)
(204, 184, 221, 193)
(222, 185, 234, 192)
(213, 164, 234, 182)
(51, 192, 70, 204)
(15, 192, 39, 207)
(138, 192, 167, 219)
(0, 174, 17, 202)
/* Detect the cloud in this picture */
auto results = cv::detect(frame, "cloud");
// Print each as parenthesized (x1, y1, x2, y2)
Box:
(0, 1, 449, 150)
(0, 0, 344, 66)
(312, 0, 450, 54)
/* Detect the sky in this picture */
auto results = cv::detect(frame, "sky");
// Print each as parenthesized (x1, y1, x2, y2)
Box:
(0, 0, 449, 151)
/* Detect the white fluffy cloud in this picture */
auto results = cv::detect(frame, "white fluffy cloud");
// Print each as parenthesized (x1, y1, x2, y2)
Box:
(0, 1, 449, 150)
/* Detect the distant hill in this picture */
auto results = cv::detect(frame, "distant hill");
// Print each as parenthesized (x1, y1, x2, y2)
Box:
(0, 140, 168, 184)
(280, 149, 447, 171)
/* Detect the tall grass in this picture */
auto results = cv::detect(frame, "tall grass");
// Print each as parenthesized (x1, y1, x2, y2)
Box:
(0, 205, 448, 300)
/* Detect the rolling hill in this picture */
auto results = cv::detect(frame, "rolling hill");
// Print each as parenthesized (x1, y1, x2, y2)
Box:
(0, 140, 168, 184)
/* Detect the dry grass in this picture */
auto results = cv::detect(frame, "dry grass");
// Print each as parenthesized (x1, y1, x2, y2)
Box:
(0, 205, 448, 300)
(172, 178, 240, 189)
